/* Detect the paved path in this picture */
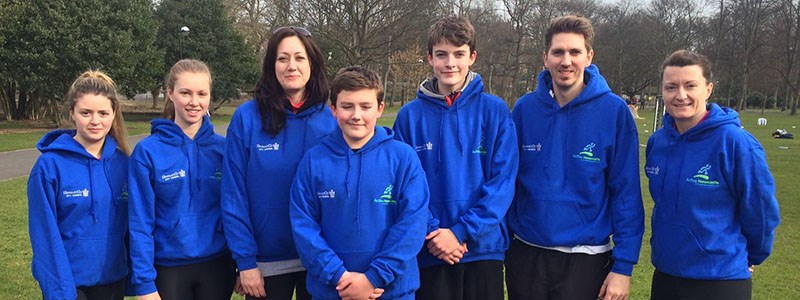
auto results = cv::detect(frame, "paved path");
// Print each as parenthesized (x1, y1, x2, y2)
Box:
(0, 124, 228, 182)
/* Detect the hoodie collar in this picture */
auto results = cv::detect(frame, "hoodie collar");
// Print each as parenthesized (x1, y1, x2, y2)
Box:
(286, 102, 326, 119)
(663, 103, 739, 140)
(37, 129, 118, 160)
(323, 125, 394, 155)
(536, 64, 612, 109)
(419, 71, 479, 105)
(150, 116, 216, 145)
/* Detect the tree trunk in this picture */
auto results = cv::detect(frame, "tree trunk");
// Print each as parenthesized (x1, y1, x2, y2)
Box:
(1, 81, 15, 121)
(13, 86, 29, 120)
(150, 86, 161, 109)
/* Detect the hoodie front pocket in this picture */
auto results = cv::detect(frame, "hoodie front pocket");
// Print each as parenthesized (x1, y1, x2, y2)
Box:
(651, 223, 713, 277)
(66, 234, 128, 286)
(167, 213, 226, 259)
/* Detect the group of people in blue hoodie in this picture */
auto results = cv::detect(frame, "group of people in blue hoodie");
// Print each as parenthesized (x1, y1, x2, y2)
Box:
(28, 14, 780, 300)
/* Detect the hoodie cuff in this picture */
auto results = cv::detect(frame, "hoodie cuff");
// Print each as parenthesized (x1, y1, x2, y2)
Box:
(364, 268, 386, 289)
(449, 223, 468, 244)
(611, 260, 634, 277)
(330, 266, 347, 287)
(235, 256, 257, 272)
(135, 281, 158, 296)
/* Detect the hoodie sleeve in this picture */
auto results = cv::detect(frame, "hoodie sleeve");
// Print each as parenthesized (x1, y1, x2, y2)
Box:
(27, 166, 78, 299)
(220, 111, 258, 271)
(364, 152, 429, 288)
(606, 114, 645, 276)
(289, 154, 347, 287)
(449, 110, 519, 244)
(127, 154, 159, 295)
(735, 136, 780, 266)
(393, 108, 440, 234)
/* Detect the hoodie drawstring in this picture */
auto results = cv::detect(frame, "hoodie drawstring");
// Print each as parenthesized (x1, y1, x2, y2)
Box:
(88, 159, 98, 224)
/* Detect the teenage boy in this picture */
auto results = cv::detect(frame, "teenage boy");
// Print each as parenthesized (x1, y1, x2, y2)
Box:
(393, 16, 519, 300)
(506, 15, 645, 300)
(290, 66, 429, 300)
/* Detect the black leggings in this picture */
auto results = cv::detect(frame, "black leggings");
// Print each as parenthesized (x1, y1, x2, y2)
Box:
(155, 255, 237, 300)
(245, 271, 311, 300)
(651, 270, 752, 300)
(75, 278, 125, 300)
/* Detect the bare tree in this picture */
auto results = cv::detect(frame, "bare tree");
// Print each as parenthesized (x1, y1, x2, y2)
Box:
(296, 0, 435, 71)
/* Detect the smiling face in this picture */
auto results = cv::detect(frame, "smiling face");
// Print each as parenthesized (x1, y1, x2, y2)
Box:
(332, 88, 384, 149)
(275, 36, 311, 103)
(662, 65, 713, 133)
(543, 32, 593, 94)
(168, 71, 211, 131)
(71, 93, 114, 149)
(427, 40, 476, 95)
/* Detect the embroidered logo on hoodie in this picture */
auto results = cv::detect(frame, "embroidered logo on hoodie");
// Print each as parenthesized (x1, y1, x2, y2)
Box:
(118, 184, 129, 201)
(257, 143, 280, 151)
(685, 164, 719, 187)
(472, 136, 487, 155)
(317, 189, 336, 199)
(161, 169, 186, 182)
(211, 165, 222, 181)
(415, 142, 433, 152)
(63, 188, 90, 198)
(522, 143, 542, 152)
(645, 165, 660, 175)
(373, 184, 397, 205)
(573, 143, 601, 163)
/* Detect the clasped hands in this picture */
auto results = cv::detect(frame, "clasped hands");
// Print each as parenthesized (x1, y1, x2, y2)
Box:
(426, 228, 468, 265)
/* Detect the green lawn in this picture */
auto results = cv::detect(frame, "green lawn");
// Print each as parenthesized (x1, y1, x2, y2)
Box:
(1, 108, 797, 299)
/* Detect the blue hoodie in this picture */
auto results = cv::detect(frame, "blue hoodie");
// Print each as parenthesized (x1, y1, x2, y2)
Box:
(128, 117, 227, 295)
(393, 72, 519, 268)
(222, 100, 335, 271)
(290, 126, 429, 299)
(28, 130, 129, 300)
(645, 103, 780, 280)
(508, 65, 645, 276)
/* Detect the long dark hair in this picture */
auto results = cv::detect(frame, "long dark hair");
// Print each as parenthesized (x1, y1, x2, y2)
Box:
(256, 27, 329, 135)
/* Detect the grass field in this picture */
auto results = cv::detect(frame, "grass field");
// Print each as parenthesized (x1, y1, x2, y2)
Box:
(0, 107, 796, 299)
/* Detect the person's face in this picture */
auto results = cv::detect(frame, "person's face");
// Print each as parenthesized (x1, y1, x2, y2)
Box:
(71, 94, 114, 149)
(427, 41, 476, 95)
(168, 71, 211, 130)
(662, 65, 713, 129)
(543, 32, 594, 92)
(275, 36, 311, 100)
(332, 89, 384, 149)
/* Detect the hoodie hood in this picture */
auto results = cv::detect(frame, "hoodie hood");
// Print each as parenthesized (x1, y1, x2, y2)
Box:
(287, 101, 327, 119)
(662, 103, 740, 140)
(150, 116, 217, 146)
(535, 64, 612, 109)
(419, 71, 478, 101)
(322, 125, 394, 155)
(37, 129, 119, 160)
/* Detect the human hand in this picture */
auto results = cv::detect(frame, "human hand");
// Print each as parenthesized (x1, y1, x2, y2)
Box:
(137, 292, 161, 300)
(233, 275, 245, 295)
(597, 272, 630, 300)
(239, 268, 266, 298)
(336, 272, 375, 300)
(426, 229, 466, 264)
